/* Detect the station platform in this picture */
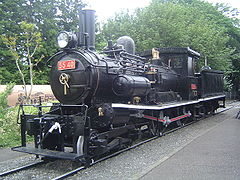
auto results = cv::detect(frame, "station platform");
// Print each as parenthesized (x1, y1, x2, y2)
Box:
(139, 110, 240, 180)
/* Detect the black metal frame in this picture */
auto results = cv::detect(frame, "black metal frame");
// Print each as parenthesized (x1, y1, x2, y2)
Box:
(13, 103, 89, 162)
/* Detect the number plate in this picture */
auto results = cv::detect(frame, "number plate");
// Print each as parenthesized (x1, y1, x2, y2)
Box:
(58, 60, 76, 70)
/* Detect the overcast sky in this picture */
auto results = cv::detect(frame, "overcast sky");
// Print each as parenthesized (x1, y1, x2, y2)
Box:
(83, 0, 240, 22)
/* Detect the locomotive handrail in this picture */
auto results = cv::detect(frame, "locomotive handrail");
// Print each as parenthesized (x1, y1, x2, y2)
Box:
(119, 67, 145, 74)
(18, 103, 88, 110)
(72, 50, 112, 68)
(17, 104, 24, 124)
(119, 51, 146, 61)
(102, 49, 125, 54)
(46, 50, 65, 68)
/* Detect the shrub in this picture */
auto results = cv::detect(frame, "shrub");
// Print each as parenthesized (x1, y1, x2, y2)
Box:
(0, 106, 21, 147)
(0, 84, 20, 147)
(0, 83, 14, 116)
(0, 84, 53, 147)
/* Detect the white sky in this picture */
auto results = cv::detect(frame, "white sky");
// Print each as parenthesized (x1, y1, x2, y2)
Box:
(207, 0, 240, 8)
(83, 0, 240, 22)
(83, 0, 151, 22)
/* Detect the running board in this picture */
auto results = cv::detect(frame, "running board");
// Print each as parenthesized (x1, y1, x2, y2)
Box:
(12, 146, 84, 160)
(112, 95, 226, 110)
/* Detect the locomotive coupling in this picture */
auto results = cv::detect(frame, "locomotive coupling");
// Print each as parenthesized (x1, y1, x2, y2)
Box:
(48, 122, 62, 133)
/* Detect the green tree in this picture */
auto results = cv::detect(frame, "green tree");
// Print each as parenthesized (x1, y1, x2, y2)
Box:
(0, 0, 26, 84)
(0, 0, 85, 84)
(0, 84, 14, 116)
(99, 0, 239, 72)
(2, 21, 44, 102)
(214, 3, 240, 96)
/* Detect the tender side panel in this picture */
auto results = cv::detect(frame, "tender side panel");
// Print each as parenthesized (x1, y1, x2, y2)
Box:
(200, 69, 224, 98)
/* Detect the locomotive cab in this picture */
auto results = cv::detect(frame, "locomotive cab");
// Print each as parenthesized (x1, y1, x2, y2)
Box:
(141, 47, 200, 100)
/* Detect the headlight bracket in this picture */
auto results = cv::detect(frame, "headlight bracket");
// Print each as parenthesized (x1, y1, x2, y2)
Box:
(57, 31, 78, 49)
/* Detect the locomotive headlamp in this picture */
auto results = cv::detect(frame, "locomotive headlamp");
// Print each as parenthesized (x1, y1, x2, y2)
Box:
(57, 31, 77, 49)
(57, 31, 69, 48)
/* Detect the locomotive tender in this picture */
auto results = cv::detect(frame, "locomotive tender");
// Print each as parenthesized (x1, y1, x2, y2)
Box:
(13, 9, 225, 164)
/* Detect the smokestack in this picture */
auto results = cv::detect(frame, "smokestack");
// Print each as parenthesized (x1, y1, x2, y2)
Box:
(78, 9, 96, 50)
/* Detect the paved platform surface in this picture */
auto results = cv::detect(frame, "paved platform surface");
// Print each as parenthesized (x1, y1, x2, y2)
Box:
(139, 112, 240, 180)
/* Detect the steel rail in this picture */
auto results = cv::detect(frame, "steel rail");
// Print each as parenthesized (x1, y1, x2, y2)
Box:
(0, 161, 45, 177)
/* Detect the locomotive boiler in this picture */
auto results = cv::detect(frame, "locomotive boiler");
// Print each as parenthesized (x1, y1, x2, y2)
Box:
(12, 9, 225, 164)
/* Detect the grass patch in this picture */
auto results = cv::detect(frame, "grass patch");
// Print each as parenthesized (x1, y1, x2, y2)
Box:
(0, 104, 52, 147)
(0, 84, 20, 147)
(0, 85, 53, 147)
(0, 106, 21, 147)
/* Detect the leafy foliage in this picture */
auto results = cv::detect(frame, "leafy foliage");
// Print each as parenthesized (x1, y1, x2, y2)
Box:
(100, 0, 239, 72)
(0, 84, 14, 116)
(0, 104, 42, 147)
(0, 106, 20, 147)
(0, 84, 19, 147)
(0, 84, 51, 147)
(0, 0, 85, 85)
(2, 21, 44, 102)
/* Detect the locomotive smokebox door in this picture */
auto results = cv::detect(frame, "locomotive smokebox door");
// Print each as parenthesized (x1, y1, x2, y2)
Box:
(50, 53, 92, 104)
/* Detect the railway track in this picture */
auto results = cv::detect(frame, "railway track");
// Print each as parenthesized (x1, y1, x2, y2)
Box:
(0, 105, 235, 180)
(0, 161, 44, 177)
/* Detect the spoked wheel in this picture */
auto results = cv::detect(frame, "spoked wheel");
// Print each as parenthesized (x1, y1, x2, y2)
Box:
(76, 130, 98, 156)
(148, 120, 160, 136)
(76, 136, 84, 155)
(76, 135, 94, 167)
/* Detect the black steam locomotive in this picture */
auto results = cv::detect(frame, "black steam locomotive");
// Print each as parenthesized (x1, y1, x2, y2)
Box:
(13, 9, 225, 163)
